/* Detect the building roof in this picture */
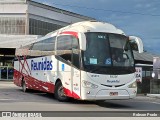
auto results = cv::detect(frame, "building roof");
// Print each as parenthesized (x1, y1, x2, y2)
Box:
(134, 51, 160, 64)
(27, 0, 95, 21)
(0, 0, 94, 21)
(28, 0, 94, 21)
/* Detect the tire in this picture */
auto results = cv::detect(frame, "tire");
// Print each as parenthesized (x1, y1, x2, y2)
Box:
(54, 82, 69, 102)
(22, 80, 27, 92)
(96, 100, 106, 103)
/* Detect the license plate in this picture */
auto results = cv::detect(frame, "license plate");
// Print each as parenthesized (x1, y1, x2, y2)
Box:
(109, 92, 118, 96)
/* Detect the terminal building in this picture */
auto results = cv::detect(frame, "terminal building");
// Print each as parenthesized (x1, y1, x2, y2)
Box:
(0, 0, 93, 35)
(0, 0, 93, 80)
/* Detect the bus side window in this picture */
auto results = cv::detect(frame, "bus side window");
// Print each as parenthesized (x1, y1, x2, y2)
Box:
(30, 40, 43, 56)
(41, 37, 56, 56)
(57, 35, 72, 62)
(30, 37, 55, 56)
(72, 36, 80, 68)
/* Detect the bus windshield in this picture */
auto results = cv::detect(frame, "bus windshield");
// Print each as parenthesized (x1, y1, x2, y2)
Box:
(83, 32, 135, 74)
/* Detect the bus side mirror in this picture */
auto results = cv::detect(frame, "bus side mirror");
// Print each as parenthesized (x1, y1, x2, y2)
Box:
(78, 33, 86, 50)
(129, 36, 143, 53)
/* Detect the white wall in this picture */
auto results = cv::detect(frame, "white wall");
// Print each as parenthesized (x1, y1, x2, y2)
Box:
(0, 3, 27, 13)
(0, 34, 39, 48)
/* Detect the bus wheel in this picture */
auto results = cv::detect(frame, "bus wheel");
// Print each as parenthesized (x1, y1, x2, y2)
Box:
(22, 81, 27, 92)
(96, 100, 106, 103)
(54, 82, 69, 102)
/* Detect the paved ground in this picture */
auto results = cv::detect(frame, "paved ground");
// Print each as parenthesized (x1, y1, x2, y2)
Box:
(0, 81, 160, 112)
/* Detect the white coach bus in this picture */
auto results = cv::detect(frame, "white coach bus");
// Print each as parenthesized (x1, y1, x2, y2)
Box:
(14, 21, 137, 101)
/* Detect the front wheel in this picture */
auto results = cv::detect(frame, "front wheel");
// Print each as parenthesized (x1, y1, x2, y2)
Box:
(54, 82, 69, 102)
(96, 100, 106, 103)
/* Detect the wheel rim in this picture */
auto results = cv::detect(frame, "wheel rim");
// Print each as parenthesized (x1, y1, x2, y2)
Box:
(58, 86, 66, 99)
(23, 82, 26, 92)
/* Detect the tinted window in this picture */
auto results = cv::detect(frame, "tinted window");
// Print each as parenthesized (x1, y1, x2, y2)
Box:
(57, 35, 80, 68)
(72, 37, 79, 49)
(31, 37, 55, 51)
(84, 33, 110, 66)
(57, 36, 72, 50)
(82, 32, 135, 74)
(57, 35, 72, 61)
(29, 37, 56, 56)
(72, 37, 80, 68)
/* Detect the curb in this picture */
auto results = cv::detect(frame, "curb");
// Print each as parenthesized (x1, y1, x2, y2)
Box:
(147, 94, 160, 99)
(0, 80, 13, 82)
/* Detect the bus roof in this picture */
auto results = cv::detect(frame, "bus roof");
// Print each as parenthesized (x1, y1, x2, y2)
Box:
(22, 21, 125, 48)
(46, 21, 125, 37)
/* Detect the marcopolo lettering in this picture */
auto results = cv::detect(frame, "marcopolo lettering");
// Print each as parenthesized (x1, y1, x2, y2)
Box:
(31, 57, 53, 71)
(107, 80, 120, 83)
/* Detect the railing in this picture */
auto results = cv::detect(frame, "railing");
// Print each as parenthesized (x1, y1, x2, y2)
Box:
(0, 66, 13, 80)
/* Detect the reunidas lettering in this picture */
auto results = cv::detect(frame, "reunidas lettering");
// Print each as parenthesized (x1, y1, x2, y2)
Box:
(31, 57, 53, 70)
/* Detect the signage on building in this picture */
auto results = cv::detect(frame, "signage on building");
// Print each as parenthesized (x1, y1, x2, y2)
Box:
(135, 67, 142, 82)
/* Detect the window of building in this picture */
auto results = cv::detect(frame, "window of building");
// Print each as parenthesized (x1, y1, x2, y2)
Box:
(29, 18, 63, 35)
(146, 71, 151, 77)
(0, 17, 25, 35)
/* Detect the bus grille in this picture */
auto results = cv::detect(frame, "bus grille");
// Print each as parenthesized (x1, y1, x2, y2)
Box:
(101, 84, 125, 88)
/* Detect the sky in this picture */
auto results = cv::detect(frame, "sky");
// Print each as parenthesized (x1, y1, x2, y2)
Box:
(34, 0, 160, 55)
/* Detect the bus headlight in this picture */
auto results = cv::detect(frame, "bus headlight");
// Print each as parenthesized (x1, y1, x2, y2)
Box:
(82, 81, 98, 89)
(128, 81, 137, 88)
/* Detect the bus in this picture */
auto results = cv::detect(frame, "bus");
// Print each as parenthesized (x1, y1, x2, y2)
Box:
(14, 21, 137, 102)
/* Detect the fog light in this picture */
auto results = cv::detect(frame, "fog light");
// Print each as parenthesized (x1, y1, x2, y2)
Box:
(87, 91, 90, 94)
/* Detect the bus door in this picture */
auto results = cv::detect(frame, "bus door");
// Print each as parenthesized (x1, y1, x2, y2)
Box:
(57, 35, 81, 99)
(71, 37, 81, 99)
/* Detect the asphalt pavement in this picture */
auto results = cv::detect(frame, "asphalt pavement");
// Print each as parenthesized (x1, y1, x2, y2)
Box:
(0, 81, 160, 112)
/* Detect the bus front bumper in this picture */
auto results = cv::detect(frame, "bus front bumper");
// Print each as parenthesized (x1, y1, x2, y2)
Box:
(81, 89, 137, 100)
